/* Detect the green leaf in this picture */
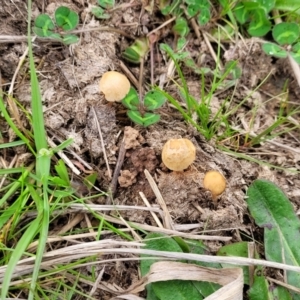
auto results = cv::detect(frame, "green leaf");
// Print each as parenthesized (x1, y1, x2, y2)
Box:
(33, 14, 55, 37)
(248, 272, 270, 300)
(62, 34, 79, 44)
(91, 7, 110, 19)
(262, 42, 287, 58)
(153, 280, 203, 300)
(292, 42, 300, 53)
(272, 286, 293, 300)
(55, 6, 79, 31)
(54, 160, 70, 185)
(141, 233, 183, 276)
(186, 4, 199, 17)
(144, 90, 166, 110)
(291, 42, 300, 63)
(197, 7, 210, 25)
(248, 271, 292, 300)
(34, 14, 55, 30)
(141, 233, 201, 300)
(217, 242, 252, 285)
(84, 172, 98, 190)
(97, 0, 115, 9)
(247, 9, 271, 37)
(121, 87, 139, 110)
(127, 111, 160, 127)
(247, 179, 300, 300)
(272, 22, 300, 45)
(290, 51, 300, 63)
(188, 240, 221, 297)
(176, 37, 187, 50)
(256, 0, 275, 13)
(233, 2, 250, 24)
(172, 17, 189, 37)
(122, 37, 149, 63)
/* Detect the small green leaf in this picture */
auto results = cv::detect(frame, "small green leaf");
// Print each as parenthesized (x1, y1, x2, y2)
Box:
(62, 34, 79, 44)
(121, 87, 139, 110)
(248, 272, 270, 300)
(97, 0, 115, 9)
(233, 2, 250, 24)
(262, 42, 287, 58)
(144, 90, 166, 110)
(122, 37, 149, 63)
(54, 160, 70, 185)
(247, 9, 271, 37)
(290, 51, 300, 63)
(91, 7, 110, 19)
(172, 17, 189, 37)
(186, 4, 199, 17)
(197, 7, 210, 25)
(256, 0, 275, 13)
(84, 172, 98, 190)
(33, 14, 55, 37)
(176, 37, 187, 50)
(35, 14, 55, 31)
(291, 42, 300, 63)
(292, 42, 300, 53)
(272, 22, 300, 45)
(127, 111, 160, 127)
(55, 6, 79, 31)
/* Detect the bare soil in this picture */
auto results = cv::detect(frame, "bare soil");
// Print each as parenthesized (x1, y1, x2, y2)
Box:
(1, 0, 300, 299)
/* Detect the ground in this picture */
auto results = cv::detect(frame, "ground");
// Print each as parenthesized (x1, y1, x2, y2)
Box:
(1, 0, 300, 299)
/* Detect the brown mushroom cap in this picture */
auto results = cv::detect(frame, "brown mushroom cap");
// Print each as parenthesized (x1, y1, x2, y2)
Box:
(99, 71, 130, 102)
(203, 170, 226, 199)
(161, 138, 196, 171)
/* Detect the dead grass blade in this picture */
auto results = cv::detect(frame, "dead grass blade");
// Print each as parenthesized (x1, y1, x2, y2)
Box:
(124, 261, 243, 300)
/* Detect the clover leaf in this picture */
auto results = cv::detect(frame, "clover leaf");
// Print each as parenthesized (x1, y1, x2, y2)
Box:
(262, 42, 287, 58)
(33, 6, 79, 44)
(127, 111, 160, 127)
(121, 87, 140, 110)
(144, 91, 166, 111)
(55, 6, 79, 31)
(121, 87, 165, 127)
(272, 22, 300, 45)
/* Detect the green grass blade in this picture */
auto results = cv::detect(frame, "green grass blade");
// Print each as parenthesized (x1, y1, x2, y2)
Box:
(0, 164, 34, 208)
(27, 1, 51, 298)
(1, 217, 41, 298)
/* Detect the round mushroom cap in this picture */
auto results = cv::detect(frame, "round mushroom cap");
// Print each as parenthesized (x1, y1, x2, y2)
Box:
(203, 170, 226, 198)
(99, 71, 130, 102)
(161, 138, 196, 171)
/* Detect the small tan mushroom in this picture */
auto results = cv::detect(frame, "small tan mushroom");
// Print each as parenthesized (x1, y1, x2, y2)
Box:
(161, 138, 196, 171)
(203, 170, 226, 202)
(99, 71, 130, 102)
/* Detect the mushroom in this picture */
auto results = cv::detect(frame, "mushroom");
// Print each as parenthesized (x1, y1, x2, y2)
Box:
(99, 71, 130, 102)
(203, 170, 226, 202)
(161, 138, 196, 171)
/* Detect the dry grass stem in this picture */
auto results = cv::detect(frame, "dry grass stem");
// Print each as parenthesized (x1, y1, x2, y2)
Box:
(47, 137, 81, 175)
(139, 191, 164, 228)
(144, 169, 174, 230)
(91, 106, 112, 179)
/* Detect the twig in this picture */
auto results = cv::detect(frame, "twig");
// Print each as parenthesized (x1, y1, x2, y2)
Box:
(106, 137, 126, 203)
(91, 107, 111, 180)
